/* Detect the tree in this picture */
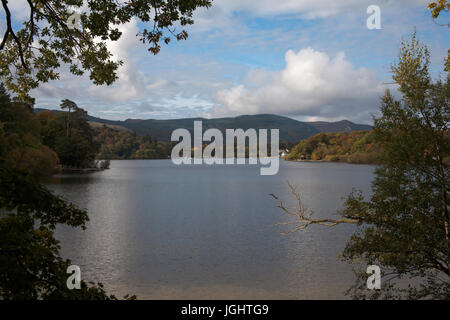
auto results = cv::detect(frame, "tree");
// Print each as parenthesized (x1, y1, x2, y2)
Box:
(0, 86, 126, 298)
(40, 103, 98, 168)
(0, 0, 213, 100)
(0, 83, 58, 176)
(60, 99, 78, 137)
(273, 34, 450, 299)
(0, 166, 136, 299)
(0, 88, 134, 299)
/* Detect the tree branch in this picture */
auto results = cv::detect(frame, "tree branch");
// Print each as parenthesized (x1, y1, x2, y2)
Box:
(270, 182, 359, 235)
(26, 0, 35, 47)
(0, 0, 28, 68)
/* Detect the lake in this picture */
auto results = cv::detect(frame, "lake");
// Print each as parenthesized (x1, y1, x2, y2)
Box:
(46, 160, 375, 299)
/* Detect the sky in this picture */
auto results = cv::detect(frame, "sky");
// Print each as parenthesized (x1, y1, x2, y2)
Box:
(4, 0, 450, 124)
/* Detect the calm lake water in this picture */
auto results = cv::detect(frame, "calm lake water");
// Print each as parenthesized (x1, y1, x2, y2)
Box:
(46, 160, 375, 299)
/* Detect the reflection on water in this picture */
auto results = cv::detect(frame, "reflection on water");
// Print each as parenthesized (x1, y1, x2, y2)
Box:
(46, 160, 374, 299)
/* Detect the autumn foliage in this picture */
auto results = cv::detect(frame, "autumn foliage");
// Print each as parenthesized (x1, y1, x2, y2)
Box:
(287, 130, 382, 164)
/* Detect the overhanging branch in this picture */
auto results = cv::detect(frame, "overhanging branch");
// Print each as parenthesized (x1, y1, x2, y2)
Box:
(271, 182, 359, 235)
(0, 0, 28, 68)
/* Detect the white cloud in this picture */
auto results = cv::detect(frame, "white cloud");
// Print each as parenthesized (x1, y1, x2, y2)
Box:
(23, 0, 437, 123)
(7, 0, 30, 20)
(86, 18, 150, 102)
(211, 48, 384, 122)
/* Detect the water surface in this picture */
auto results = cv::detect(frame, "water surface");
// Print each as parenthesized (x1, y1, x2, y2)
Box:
(47, 160, 375, 299)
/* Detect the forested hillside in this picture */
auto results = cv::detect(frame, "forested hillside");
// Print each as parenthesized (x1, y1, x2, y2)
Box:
(93, 126, 170, 160)
(287, 130, 382, 164)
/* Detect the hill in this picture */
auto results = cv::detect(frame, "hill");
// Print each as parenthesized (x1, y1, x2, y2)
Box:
(34, 109, 372, 143)
(309, 120, 372, 133)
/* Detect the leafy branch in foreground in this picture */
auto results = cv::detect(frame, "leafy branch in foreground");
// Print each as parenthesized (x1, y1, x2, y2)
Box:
(0, 165, 137, 299)
(428, 0, 449, 24)
(0, 0, 212, 100)
(427, 1, 450, 70)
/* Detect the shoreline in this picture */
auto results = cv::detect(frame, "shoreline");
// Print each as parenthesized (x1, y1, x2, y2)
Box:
(287, 158, 378, 165)
(60, 167, 106, 174)
(76, 158, 378, 165)
(55, 160, 111, 174)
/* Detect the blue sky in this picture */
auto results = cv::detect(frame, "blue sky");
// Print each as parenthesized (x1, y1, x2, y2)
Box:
(4, 0, 450, 124)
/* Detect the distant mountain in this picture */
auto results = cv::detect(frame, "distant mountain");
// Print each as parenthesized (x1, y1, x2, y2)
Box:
(34, 108, 372, 143)
(309, 120, 372, 133)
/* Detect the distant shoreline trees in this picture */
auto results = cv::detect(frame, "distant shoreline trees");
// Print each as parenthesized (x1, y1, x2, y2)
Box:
(38, 100, 98, 168)
(94, 125, 170, 160)
(287, 130, 382, 164)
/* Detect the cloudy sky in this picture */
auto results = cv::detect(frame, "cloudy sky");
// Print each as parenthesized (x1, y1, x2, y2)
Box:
(5, 0, 450, 124)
